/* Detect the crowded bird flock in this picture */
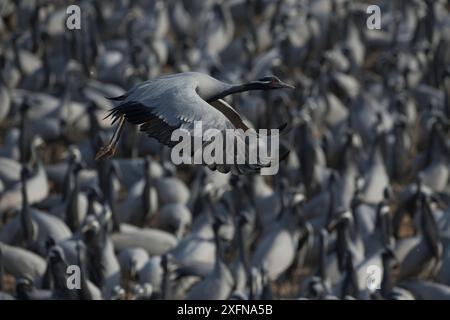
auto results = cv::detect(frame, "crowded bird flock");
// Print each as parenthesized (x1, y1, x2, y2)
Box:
(0, 0, 450, 300)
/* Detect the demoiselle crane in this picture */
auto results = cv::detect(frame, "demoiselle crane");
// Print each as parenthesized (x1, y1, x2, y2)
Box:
(95, 72, 293, 174)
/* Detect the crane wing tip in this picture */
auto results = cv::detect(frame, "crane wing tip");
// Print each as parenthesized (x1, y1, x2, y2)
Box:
(106, 94, 127, 101)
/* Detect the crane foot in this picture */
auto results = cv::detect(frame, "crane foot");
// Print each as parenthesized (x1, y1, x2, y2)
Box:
(95, 144, 117, 160)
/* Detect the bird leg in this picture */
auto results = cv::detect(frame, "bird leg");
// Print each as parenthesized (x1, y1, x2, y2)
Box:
(95, 115, 126, 160)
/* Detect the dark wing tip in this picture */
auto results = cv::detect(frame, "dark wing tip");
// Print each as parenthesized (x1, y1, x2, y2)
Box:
(278, 123, 288, 131)
(106, 94, 127, 101)
(279, 149, 290, 162)
(268, 123, 291, 136)
(278, 122, 293, 136)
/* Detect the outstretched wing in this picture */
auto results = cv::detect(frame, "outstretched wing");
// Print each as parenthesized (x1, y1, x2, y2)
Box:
(106, 76, 277, 174)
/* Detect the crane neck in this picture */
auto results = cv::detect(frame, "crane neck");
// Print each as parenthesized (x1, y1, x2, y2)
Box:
(421, 196, 441, 259)
(142, 172, 153, 226)
(342, 255, 358, 298)
(237, 219, 249, 273)
(161, 255, 171, 300)
(107, 164, 121, 232)
(237, 218, 253, 298)
(20, 170, 34, 247)
(62, 167, 72, 202)
(66, 167, 81, 232)
(381, 250, 394, 298)
(50, 256, 69, 292)
(318, 231, 328, 282)
(207, 82, 267, 102)
(213, 223, 223, 269)
(76, 241, 93, 300)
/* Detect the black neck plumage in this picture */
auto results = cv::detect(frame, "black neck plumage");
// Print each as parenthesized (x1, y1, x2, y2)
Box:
(207, 82, 266, 102)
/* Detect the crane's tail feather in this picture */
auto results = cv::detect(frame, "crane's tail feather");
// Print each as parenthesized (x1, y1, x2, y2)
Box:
(102, 102, 134, 125)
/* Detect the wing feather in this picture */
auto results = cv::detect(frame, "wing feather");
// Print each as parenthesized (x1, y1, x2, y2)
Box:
(209, 99, 251, 131)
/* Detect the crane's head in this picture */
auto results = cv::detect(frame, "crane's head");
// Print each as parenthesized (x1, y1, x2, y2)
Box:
(256, 76, 295, 90)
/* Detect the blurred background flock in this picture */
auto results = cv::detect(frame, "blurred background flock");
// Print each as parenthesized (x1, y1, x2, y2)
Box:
(0, 0, 449, 300)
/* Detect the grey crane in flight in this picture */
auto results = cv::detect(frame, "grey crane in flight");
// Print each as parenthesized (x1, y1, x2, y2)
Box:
(95, 72, 293, 174)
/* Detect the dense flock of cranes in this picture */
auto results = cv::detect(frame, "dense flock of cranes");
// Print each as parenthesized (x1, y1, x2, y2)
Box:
(0, 0, 450, 300)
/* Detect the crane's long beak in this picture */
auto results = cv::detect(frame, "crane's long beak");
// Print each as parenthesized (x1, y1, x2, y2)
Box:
(280, 81, 295, 89)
